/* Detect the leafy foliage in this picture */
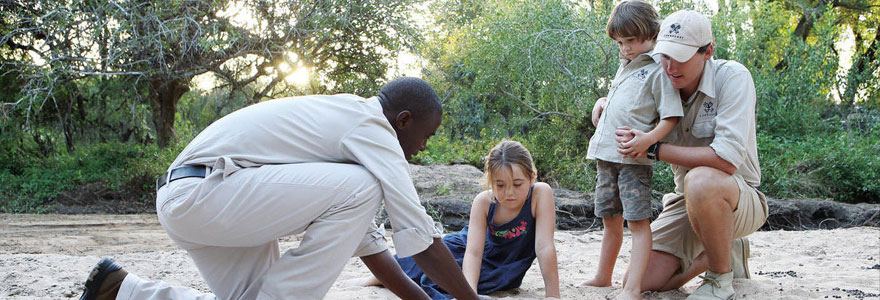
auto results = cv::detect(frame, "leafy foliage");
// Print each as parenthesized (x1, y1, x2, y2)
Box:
(0, 142, 181, 212)
(416, 0, 880, 203)
(1, 0, 423, 147)
(418, 0, 613, 189)
(1, 0, 879, 213)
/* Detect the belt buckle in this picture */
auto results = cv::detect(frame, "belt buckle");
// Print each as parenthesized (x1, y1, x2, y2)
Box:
(155, 170, 172, 192)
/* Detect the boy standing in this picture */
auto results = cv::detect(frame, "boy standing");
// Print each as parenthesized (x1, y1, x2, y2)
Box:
(581, 1, 682, 300)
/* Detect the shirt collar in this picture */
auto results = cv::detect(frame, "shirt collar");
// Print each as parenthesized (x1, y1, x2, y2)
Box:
(620, 53, 655, 70)
(697, 58, 717, 99)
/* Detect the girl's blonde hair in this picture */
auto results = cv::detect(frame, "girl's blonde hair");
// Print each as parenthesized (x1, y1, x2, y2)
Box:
(483, 140, 537, 192)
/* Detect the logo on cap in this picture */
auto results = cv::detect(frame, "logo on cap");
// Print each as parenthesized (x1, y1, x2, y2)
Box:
(669, 23, 682, 34)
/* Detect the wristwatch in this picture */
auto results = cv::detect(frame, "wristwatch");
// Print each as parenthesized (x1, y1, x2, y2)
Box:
(647, 142, 663, 160)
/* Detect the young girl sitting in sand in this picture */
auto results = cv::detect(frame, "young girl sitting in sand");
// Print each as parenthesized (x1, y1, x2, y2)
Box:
(354, 140, 560, 299)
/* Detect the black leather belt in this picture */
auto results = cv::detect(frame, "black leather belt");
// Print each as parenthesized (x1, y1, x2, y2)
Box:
(156, 165, 211, 191)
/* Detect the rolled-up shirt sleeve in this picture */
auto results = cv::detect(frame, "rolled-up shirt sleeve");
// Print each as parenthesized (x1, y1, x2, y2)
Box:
(352, 220, 389, 257)
(341, 116, 442, 258)
(710, 70, 755, 170)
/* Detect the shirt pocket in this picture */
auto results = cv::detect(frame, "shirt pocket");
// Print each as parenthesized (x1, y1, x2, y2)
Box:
(692, 118, 715, 138)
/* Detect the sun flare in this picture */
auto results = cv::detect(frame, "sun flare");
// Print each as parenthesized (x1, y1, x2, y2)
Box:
(286, 67, 310, 86)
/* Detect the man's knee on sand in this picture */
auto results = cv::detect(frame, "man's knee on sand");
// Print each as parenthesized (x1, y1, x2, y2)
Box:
(682, 166, 738, 212)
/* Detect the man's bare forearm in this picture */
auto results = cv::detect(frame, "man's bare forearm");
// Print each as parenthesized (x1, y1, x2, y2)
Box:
(412, 238, 480, 300)
(361, 250, 429, 300)
(658, 144, 736, 175)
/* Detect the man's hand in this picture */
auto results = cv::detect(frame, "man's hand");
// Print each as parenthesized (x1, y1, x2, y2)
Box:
(617, 127, 653, 159)
(412, 238, 481, 300)
(614, 126, 653, 159)
(360, 250, 430, 300)
(591, 97, 607, 127)
(615, 126, 635, 144)
(615, 126, 648, 160)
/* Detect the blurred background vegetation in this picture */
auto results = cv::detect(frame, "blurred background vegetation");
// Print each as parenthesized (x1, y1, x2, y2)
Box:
(1, 0, 878, 213)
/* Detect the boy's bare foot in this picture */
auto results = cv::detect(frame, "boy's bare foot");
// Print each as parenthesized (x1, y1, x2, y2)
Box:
(614, 289, 642, 300)
(579, 276, 612, 287)
(338, 276, 383, 287)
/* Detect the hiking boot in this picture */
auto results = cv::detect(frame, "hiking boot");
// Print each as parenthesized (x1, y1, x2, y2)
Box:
(731, 237, 750, 279)
(80, 257, 127, 300)
(686, 270, 735, 300)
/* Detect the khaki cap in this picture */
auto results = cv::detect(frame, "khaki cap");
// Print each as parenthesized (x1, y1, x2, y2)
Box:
(652, 10, 713, 62)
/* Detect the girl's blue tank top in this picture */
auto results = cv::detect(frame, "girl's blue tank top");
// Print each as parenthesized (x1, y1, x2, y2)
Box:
(395, 186, 538, 299)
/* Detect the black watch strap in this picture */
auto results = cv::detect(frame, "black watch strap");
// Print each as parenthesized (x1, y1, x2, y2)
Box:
(647, 142, 663, 160)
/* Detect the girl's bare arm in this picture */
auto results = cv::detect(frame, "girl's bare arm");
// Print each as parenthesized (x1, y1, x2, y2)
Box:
(532, 183, 560, 298)
(462, 191, 491, 292)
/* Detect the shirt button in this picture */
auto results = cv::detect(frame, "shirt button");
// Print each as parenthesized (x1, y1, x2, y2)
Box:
(685, 128, 689, 132)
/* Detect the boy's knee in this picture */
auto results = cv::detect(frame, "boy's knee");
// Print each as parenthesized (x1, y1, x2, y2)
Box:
(626, 218, 651, 231)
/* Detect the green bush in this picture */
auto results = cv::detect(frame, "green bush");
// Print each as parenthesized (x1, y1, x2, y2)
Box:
(0, 142, 182, 213)
(758, 132, 880, 203)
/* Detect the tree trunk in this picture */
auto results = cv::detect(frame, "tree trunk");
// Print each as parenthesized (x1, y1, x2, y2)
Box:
(775, 0, 831, 70)
(148, 79, 189, 148)
(843, 22, 880, 105)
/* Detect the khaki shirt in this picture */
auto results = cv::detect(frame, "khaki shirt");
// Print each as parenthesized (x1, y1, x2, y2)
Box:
(169, 94, 442, 257)
(667, 59, 761, 193)
(588, 54, 683, 165)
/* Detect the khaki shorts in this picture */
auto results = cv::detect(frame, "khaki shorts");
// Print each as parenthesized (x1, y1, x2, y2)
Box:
(651, 173, 768, 272)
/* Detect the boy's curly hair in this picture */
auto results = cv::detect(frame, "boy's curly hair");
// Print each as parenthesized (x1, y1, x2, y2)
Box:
(606, 0, 660, 41)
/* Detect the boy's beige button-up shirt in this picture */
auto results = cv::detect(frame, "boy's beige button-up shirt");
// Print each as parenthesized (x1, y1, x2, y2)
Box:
(168, 94, 442, 257)
(667, 58, 761, 193)
(587, 54, 683, 165)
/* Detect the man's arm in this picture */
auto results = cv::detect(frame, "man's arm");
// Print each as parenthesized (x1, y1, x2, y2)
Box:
(654, 143, 736, 175)
(617, 117, 680, 158)
(412, 238, 481, 300)
(341, 116, 442, 257)
(360, 250, 430, 300)
(615, 126, 736, 175)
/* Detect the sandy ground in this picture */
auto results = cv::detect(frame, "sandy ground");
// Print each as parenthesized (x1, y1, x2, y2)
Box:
(1, 214, 878, 299)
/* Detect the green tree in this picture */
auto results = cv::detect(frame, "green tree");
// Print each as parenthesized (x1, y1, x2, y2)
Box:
(419, 0, 617, 188)
(1, 0, 422, 148)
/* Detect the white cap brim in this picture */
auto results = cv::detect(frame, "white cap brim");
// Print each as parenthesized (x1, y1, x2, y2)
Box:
(652, 41, 698, 63)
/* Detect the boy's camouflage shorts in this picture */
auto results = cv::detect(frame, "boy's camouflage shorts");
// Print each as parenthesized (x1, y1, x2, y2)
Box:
(594, 159, 653, 220)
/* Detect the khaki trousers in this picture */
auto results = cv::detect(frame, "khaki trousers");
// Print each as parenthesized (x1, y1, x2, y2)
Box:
(118, 162, 385, 300)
